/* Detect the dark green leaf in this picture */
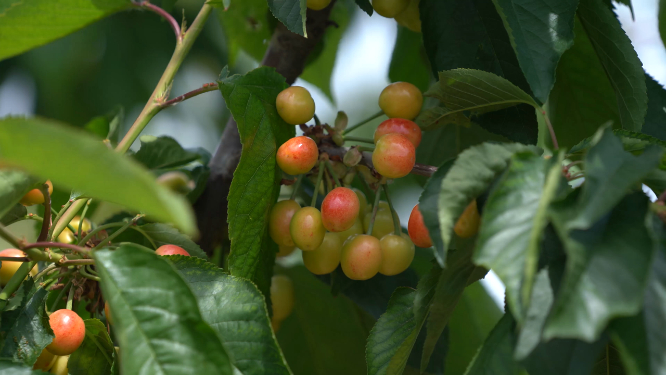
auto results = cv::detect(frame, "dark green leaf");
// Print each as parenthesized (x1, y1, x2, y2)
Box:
(643, 74, 666, 141)
(1, 204, 27, 226)
(132, 136, 201, 170)
(0, 0, 132, 62)
(69, 319, 114, 375)
(569, 129, 666, 160)
(94, 244, 232, 374)
(389, 27, 432, 93)
(0, 360, 49, 374)
(436, 142, 539, 267)
(464, 314, 522, 375)
(267, 0, 306, 36)
(591, 344, 626, 375)
(218, 67, 294, 302)
(0, 171, 38, 221)
(0, 118, 196, 236)
(578, 0, 647, 132)
(218, 0, 272, 63)
(514, 269, 555, 360)
(660, 0, 666, 49)
(418, 159, 454, 263)
(0, 283, 53, 366)
(491, 0, 578, 103)
(354, 0, 373, 15)
(83, 106, 123, 143)
(169, 256, 291, 375)
(547, 17, 622, 149)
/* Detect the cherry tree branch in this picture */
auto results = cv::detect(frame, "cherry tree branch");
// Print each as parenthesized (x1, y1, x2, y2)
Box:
(133, 1, 182, 41)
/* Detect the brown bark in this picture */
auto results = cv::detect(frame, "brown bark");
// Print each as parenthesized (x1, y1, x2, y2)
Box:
(194, 4, 336, 253)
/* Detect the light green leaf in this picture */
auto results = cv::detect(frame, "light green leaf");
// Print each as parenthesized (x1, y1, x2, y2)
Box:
(464, 314, 522, 375)
(132, 136, 201, 170)
(218, 67, 294, 301)
(267, 0, 307, 36)
(218, 0, 271, 64)
(388, 26, 432, 93)
(578, 0, 647, 132)
(0, 170, 38, 220)
(0, 0, 133, 62)
(95, 244, 232, 374)
(168, 256, 291, 375)
(0, 117, 196, 236)
(69, 319, 114, 375)
(437, 142, 539, 267)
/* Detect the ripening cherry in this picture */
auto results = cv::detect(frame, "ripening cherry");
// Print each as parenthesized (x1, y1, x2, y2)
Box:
(57, 216, 92, 244)
(276, 86, 316, 125)
(353, 188, 368, 217)
(395, 0, 422, 33)
(454, 200, 481, 238)
(372, 0, 410, 17)
(104, 301, 113, 325)
(290, 207, 326, 251)
(0, 249, 37, 286)
(321, 187, 360, 232)
(271, 318, 281, 333)
(340, 235, 383, 280)
(372, 134, 415, 179)
(374, 118, 422, 148)
(46, 309, 85, 356)
(408, 204, 432, 248)
(49, 355, 69, 375)
(307, 0, 332, 10)
(157, 171, 194, 194)
(269, 200, 301, 246)
(303, 232, 342, 275)
(155, 244, 190, 256)
(271, 275, 295, 321)
(379, 234, 415, 276)
(276, 136, 319, 176)
(19, 180, 53, 206)
(378, 82, 423, 120)
(33, 349, 56, 371)
(337, 217, 364, 244)
(363, 208, 399, 240)
(277, 245, 296, 257)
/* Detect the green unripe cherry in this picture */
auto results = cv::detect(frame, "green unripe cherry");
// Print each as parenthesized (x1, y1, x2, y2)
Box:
(290, 207, 326, 251)
(378, 234, 415, 276)
(303, 232, 342, 275)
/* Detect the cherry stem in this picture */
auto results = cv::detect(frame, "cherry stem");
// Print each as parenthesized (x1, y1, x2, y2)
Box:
(563, 160, 583, 171)
(77, 200, 92, 240)
(540, 108, 559, 150)
(79, 265, 101, 281)
(366, 186, 382, 236)
(90, 215, 144, 252)
(48, 199, 74, 241)
(357, 146, 375, 153)
(159, 82, 219, 109)
(325, 161, 342, 188)
(311, 162, 326, 207)
(382, 184, 401, 236)
(23, 242, 90, 255)
(343, 110, 383, 135)
(344, 136, 375, 145)
(290, 174, 305, 201)
(34, 264, 58, 280)
(66, 282, 75, 310)
(37, 183, 51, 242)
(133, 1, 182, 42)
(50, 279, 72, 313)
(314, 114, 321, 126)
(61, 259, 95, 265)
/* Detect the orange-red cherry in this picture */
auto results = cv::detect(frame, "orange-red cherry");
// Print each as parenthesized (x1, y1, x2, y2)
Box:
(104, 301, 113, 325)
(374, 118, 422, 148)
(340, 234, 383, 280)
(408, 204, 432, 248)
(0, 249, 37, 286)
(372, 133, 415, 179)
(276, 136, 319, 176)
(321, 187, 360, 232)
(20, 180, 53, 206)
(46, 309, 85, 356)
(155, 244, 190, 256)
(269, 200, 301, 246)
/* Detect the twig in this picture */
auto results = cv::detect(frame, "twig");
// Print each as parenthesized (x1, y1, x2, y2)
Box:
(133, 1, 182, 41)
(60, 259, 95, 266)
(159, 82, 219, 109)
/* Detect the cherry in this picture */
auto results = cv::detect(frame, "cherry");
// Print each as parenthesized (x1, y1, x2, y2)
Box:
(307, 0, 332, 10)
(155, 244, 190, 256)
(290, 207, 326, 251)
(0, 249, 37, 286)
(353, 188, 368, 217)
(340, 234, 383, 280)
(46, 309, 85, 356)
(303, 232, 342, 275)
(374, 118, 422, 148)
(269, 200, 301, 246)
(49, 355, 69, 375)
(57, 216, 92, 244)
(395, 0, 421, 33)
(276, 136, 319, 176)
(372, 133, 415, 179)
(363, 207, 400, 239)
(373, 0, 410, 18)
(271, 275, 295, 321)
(157, 171, 194, 194)
(277, 245, 296, 257)
(321, 187, 360, 232)
(20, 180, 53, 206)
(408, 204, 432, 248)
(276, 86, 316, 125)
(337, 217, 364, 244)
(104, 301, 113, 325)
(454, 200, 481, 238)
(378, 82, 423, 120)
(379, 234, 415, 275)
(33, 349, 56, 371)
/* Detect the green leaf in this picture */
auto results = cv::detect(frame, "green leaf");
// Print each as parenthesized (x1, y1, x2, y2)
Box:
(69, 319, 114, 375)
(547, 17, 622, 149)
(168, 256, 291, 375)
(660, 0, 666, 49)
(491, 0, 578, 103)
(267, 0, 307, 36)
(545, 192, 654, 342)
(301, 2, 349, 100)
(218, 67, 294, 302)
(418, 159, 454, 263)
(643, 74, 666, 142)
(0, 170, 38, 220)
(0, 117, 197, 236)
(464, 314, 522, 375)
(514, 269, 556, 360)
(436, 142, 539, 267)
(83, 106, 123, 143)
(0, 360, 49, 374)
(94, 244, 232, 374)
(354, 0, 373, 15)
(389, 26, 432, 93)
(0, 283, 53, 366)
(591, 344, 626, 375)
(138, 223, 208, 259)
(577, 0, 647, 132)
(0, 0, 132, 62)
(1, 204, 27, 226)
(218, 0, 271, 63)
(132, 136, 201, 170)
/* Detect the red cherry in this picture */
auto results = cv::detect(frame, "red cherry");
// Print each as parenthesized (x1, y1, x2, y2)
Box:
(408, 204, 432, 248)
(374, 118, 422, 148)
(276, 136, 319, 176)
(155, 245, 190, 256)
(269, 200, 301, 246)
(372, 133, 415, 179)
(321, 187, 360, 232)
(46, 310, 85, 356)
